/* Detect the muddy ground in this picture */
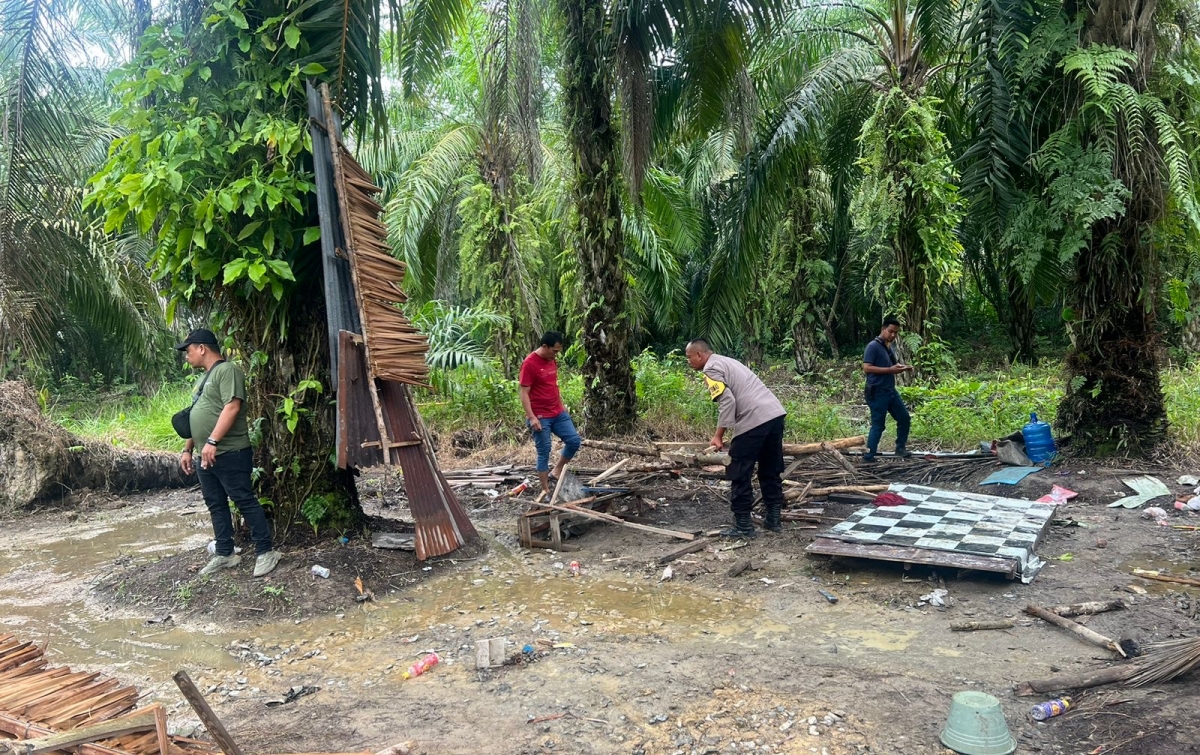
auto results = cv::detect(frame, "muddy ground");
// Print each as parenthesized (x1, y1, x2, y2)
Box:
(2, 446, 1199, 755)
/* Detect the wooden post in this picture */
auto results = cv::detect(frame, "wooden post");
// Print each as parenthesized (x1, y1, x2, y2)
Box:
(1045, 599, 1126, 618)
(172, 671, 245, 755)
(950, 619, 1015, 631)
(1014, 666, 1129, 696)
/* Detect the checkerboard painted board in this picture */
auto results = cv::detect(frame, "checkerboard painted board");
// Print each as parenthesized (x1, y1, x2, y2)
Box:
(825, 484, 1056, 582)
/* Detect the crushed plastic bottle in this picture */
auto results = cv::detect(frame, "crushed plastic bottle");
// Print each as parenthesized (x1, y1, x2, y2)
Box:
(569, 560, 580, 577)
(401, 652, 440, 680)
(311, 565, 331, 578)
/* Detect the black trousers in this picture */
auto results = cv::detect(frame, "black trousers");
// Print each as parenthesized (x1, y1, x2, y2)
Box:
(196, 447, 274, 556)
(726, 415, 786, 515)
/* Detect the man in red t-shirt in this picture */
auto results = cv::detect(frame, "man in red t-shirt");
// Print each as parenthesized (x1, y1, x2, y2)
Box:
(519, 331, 582, 494)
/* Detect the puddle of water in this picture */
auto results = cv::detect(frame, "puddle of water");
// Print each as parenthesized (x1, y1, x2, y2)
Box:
(0, 504, 789, 684)
(824, 627, 920, 652)
(1118, 553, 1200, 593)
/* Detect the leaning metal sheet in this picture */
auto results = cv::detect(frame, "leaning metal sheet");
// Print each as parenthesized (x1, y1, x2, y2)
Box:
(825, 483, 1055, 582)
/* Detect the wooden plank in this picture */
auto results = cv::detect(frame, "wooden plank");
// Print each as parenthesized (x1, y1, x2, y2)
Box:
(542, 502, 695, 541)
(805, 537, 1018, 577)
(0, 714, 133, 755)
(1, 709, 155, 755)
(657, 539, 710, 564)
(153, 704, 169, 755)
(172, 671, 244, 755)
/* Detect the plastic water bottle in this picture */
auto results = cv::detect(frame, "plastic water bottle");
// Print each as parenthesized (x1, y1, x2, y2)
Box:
(401, 652, 440, 680)
(310, 565, 331, 578)
(1022, 413, 1057, 464)
(1030, 697, 1071, 720)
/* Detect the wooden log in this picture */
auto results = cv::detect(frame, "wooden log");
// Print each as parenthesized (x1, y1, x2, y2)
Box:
(540, 502, 695, 541)
(1131, 569, 1200, 587)
(1, 708, 156, 755)
(783, 436, 866, 456)
(658, 451, 731, 466)
(786, 484, 888, 500)
(172, 671, 244, 755)
(657, 539, 710, 564)
(1025, 604, 1126, 657)
(580, 439, 659, 457)
(1046, 599, 1126, 618)
(950, 619, 1015, 631)
(1014, 665, 1129, 696)
(727, 559, 751, 578)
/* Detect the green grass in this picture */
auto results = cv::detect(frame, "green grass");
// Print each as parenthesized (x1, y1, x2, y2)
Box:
(50, 359, 1200, 454)
(52, 382, 192, 452)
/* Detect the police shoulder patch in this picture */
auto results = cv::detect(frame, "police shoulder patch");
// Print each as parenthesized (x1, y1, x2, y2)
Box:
(703, 375, 726, 401)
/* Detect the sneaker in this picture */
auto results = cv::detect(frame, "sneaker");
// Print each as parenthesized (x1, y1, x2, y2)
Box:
(894, 447, 912, 458)
(199, 553, 241, 576)
(253, 550, 281, 577)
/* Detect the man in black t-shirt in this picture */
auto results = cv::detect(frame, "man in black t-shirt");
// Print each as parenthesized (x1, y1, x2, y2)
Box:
(862, 316, 914, 462)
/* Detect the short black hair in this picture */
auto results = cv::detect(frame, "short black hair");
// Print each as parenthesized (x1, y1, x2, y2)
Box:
(540, 331, 565, 348)
(686, 339, 713, 353)
(882, 315, 902, 329)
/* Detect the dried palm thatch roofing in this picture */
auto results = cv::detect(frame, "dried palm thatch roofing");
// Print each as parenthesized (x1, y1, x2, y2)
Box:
(333, 153, 432, 388)
(0, 635, 216, 755)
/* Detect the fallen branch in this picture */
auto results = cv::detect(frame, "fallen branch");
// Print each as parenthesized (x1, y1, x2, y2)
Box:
(1014, 666, 1129, 697)
(950, 619, 1015, 632)
(1131, 569, 1200, 587)
(1025, 604, 1126, 657)
(1046, 599, 1126, 618)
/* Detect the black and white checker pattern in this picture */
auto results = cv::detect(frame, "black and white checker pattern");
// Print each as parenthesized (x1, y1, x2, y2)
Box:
(826, 484, 1056, 581)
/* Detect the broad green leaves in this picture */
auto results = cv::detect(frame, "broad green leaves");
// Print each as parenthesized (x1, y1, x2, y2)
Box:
(85, 0, 320, 314)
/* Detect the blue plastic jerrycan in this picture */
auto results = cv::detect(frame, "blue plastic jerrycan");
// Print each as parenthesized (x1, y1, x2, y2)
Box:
(1022, 412, 1057, 464)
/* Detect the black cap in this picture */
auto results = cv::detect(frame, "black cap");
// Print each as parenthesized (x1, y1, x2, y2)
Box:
(174, 328, 220, 350)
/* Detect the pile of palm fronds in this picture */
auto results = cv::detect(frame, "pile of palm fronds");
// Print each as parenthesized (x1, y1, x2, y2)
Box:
(1124, 636, 1200, 687)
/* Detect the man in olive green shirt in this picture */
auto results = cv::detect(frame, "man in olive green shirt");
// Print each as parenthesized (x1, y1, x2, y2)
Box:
(177, 329, 279, 577)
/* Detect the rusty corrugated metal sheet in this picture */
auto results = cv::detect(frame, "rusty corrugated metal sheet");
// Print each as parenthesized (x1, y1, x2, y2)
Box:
(312, 83, 476, 559)
(337, 331, 383, 470)
(378, 380, 477, 559)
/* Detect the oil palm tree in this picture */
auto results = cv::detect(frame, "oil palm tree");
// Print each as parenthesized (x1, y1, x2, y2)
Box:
(0, 0, 166, 379)
(699, 0, 967, 371)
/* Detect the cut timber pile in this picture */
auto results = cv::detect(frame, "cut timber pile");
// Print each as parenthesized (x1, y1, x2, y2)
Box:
(0, 635, 215, 755)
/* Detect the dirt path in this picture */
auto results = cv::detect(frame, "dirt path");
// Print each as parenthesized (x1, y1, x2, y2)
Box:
(2, 452, 1198, 755)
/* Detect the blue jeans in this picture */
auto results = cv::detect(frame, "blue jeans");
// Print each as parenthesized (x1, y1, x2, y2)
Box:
(528, 412, 582, 472)
(866, 387, 910, 454)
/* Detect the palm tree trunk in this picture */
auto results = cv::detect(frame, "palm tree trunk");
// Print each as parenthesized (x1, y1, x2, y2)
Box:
(1057, 0, 1167, 453)
(558, 0, 636, 435)
(1006, 272, 1035, 364)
